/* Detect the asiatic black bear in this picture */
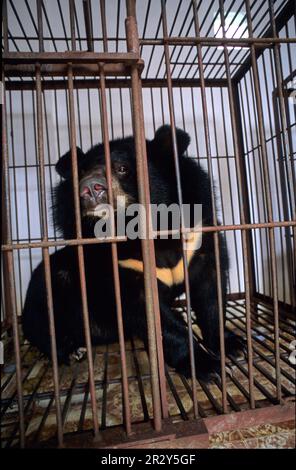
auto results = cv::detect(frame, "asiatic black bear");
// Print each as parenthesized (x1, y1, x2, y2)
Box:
(22, 125, 239, 381)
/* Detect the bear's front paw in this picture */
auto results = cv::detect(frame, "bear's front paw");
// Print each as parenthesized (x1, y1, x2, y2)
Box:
(71, 347, 87, 362)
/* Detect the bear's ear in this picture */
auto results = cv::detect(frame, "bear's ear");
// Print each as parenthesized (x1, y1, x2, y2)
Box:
(55, 147, 85, 179)
(152, 125, 190, 157)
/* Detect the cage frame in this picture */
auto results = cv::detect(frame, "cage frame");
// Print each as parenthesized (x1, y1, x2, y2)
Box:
(1, 0, 296, 449)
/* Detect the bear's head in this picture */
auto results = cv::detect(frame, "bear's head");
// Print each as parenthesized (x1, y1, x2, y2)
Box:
(53, 125, 190, 239)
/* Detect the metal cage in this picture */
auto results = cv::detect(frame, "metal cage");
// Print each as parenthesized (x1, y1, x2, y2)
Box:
(1, 0, 295, 448)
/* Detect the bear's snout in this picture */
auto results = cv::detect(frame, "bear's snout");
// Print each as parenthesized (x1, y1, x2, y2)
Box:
(79, 175, 107, 209)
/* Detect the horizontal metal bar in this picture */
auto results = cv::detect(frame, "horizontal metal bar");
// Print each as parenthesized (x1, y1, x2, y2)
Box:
(4, 62, 142, 77)
(2, 220, 295, 252)
(2, 51, 142, 64)
(140, 36, 296, 46)
(7, 405, 293, 448)
(5, 78, 229, 90)
(6, 35, 128, 42)
(1, 236, 127, 251)
(4, 32, 294, 46)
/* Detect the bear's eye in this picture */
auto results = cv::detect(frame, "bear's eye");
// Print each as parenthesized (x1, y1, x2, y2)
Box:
(117, 164, 128, 175)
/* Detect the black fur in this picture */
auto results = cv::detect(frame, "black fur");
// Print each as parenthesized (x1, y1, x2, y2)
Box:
(22, 125, 240, 382)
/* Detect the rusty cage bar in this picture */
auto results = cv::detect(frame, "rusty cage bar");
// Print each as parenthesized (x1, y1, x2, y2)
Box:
(1, 0, 295, 449)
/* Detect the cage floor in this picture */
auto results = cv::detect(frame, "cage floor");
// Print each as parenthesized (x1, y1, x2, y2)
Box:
(1, 299, 295, 448)
(209, 420, 295, 448)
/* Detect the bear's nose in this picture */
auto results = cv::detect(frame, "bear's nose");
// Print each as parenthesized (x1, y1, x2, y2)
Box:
(79, 176, 106, 201)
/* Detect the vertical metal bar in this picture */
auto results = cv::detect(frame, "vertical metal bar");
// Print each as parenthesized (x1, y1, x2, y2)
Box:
(129, 65, 163, 431)
(131, 338, 150, 421)
(126, 0, 163, 431)
(217, 0, 255, 408)
(36, 64, 64, 446)
(179, 88, 187, 141)
(190, 87, 200, 160)
(149, 89, 156, 133)
(191, 0, 227, 413)
(2, 74, 25, 448)
(273, 0, 292, 360)
(209, 87, 237, 300)
(31, 87, 43, 247)
(260, 49, 288, 308)
(248, 72, 272, 298)
(78, 349, 96, 432)
(245, 0, 281, 403)
(75, 90, 83, 148)
(155, 0, 184, 79)
(99, 64, 132, 435)
(219, 87, 243, 293)
(43, 91, 58, 242)
(232, 85, 256, 298)
(138, 80, 169, 420)
(69, 0, 76, 51)
(250, 62, 272, 295)
(100, 349, 108, 430)
(115, 0, 121, 53)
(134, 54, 169, 420)
(220, 0, 255, 408)
(270, 0, 295, 184)
(87, 88, 94, 146)
(168, 4, 202, 414)
(83, 0, 94, 52)
(8, 90, 23, 313)
(108, 88, 115, 140)
(20, 90, 34, 269)
(261, 50, 292, 310)
(100, 0, 108, 53)
(160, 87, 165, 124)
(1, 176, 13, 329)
(119, 88, 125, 137)
(127, 0, 168, 421)
(2, 2, 13, 328)
(67, 65, 100, 438)
(36, 0, 44, 53)
(73, 2, 83, 51)
(2, 0, 9, 52)
(240, 75, 268, 296)
(3, 9, 28, 316)
(269, 0, 295, 310)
